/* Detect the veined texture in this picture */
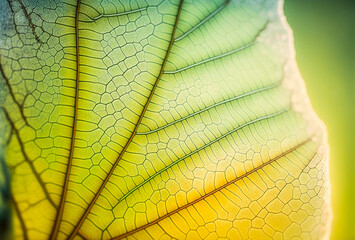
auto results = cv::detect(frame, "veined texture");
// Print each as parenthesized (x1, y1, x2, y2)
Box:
(0, 0, 331, 239)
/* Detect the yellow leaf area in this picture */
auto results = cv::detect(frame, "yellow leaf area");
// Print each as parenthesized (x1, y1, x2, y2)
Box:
(0, 0, 331, 239)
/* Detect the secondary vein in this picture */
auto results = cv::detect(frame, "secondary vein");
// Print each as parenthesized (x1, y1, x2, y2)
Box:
(136, 81, 282, 135)
(2, 109, 56, 208)
(11, 193, 28, 240)
(0, 55, 29, 126)
(174, 0, 230, 42)
(113, 137, 313, 239)
(113, 108, 289, 206)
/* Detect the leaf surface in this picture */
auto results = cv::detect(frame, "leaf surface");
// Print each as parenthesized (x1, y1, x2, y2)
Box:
(0, 0, 331, 239)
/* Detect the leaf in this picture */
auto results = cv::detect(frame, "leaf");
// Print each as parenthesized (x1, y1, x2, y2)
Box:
(0, 154, 11, 240)
(0, 0, 332, 239)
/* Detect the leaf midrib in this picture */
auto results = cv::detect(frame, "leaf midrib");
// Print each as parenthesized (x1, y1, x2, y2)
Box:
(50, 0, 82, 239)
(65, 1, 185, 239)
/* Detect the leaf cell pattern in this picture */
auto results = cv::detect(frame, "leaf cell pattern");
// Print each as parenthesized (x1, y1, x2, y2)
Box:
(0, 0, 331, 239)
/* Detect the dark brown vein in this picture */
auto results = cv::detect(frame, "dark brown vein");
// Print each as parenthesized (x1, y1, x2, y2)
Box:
(6, 0, 21, 37)
(50, 0, 81, 239)
(67, 1, 185, 239)
(0, 56, 29, 126)
(6, 0, 41, 43)
(16, 0, 41, 43)
(112, 138, 313, 239)
(11, 194, 28, 240)
(2, 109, 56, 208)
(77, 232, 88, 240)
(6, 128, 13, 146)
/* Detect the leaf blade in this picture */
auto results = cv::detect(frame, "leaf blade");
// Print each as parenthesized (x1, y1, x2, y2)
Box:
(0, 0, 331, 239)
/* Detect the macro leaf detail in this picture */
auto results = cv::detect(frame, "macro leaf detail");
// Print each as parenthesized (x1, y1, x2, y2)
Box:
(0, 0, 331, 239)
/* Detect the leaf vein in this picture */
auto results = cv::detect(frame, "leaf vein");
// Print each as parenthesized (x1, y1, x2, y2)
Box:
(164, 41, 255, 74)
(174, 0, 230, 42)
(115, 108, 289, 206)
(2, 109, 56, 208)
(66, 1, 185, 238)
(83, 7, 147, 23)
(137, 81, 281, 135)
(0, 56, 29, 126)
(113, 137, 313, 239)
(11, 193, 28, 240)
(50, 0, 82, 238)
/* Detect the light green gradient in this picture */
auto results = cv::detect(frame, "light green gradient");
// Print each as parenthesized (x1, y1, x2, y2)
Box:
(284, 0, 355, 239)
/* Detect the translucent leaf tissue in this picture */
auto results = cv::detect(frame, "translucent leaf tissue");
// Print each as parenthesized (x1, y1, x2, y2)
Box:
(0, 0, 332, 239)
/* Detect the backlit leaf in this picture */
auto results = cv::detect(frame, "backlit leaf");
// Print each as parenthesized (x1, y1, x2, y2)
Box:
(0, 0, 331, 239)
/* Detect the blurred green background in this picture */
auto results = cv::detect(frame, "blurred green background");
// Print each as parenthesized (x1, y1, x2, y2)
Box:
(284, 0, 354, 239)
